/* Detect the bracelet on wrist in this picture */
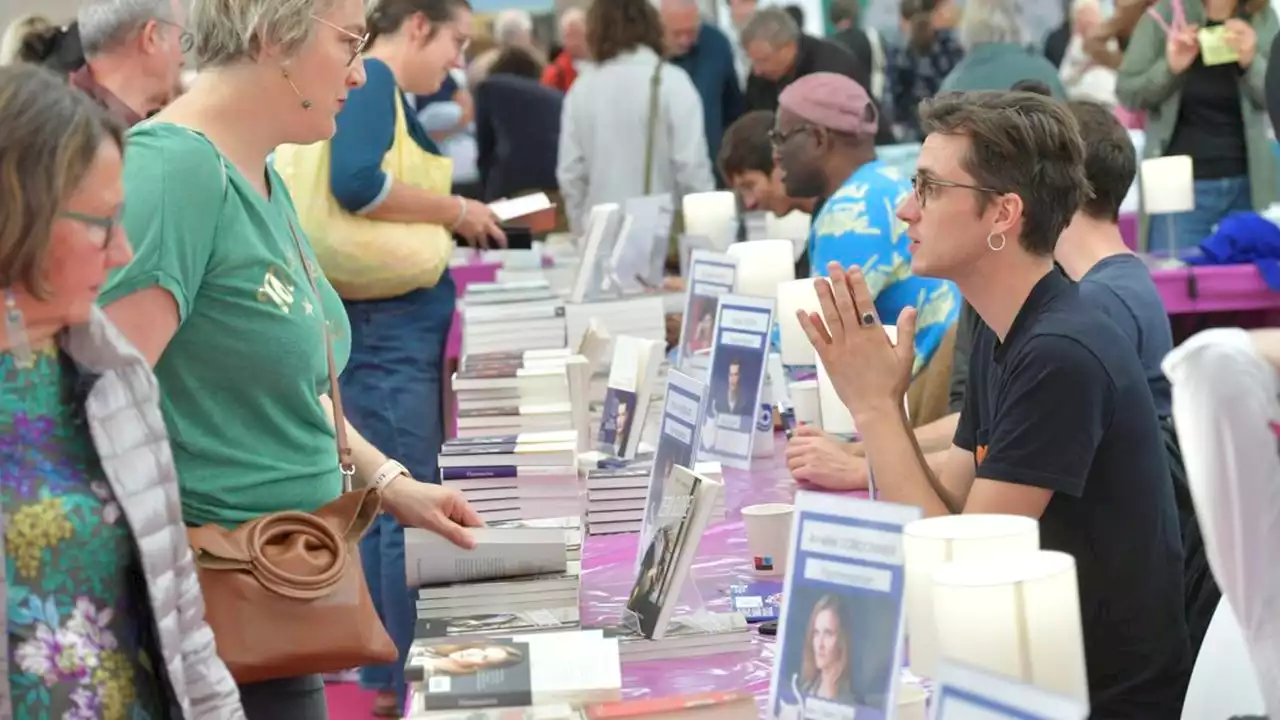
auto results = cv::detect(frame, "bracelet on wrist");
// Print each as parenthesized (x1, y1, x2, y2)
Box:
(449, 196, 467, 230)
(371, 459, 408, 494)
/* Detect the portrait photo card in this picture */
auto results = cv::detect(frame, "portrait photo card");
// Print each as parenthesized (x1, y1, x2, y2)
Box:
(930, 661, 1090, 720)
(677, 250, 738, 373)
(699, 293, 774, 470)
(638, 370, 709, 553)
(769, 491, 922, 720)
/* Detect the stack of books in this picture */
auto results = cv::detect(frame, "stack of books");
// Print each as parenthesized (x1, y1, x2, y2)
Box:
(405, 629, 622, 715)
(584, 462, 726, 536)
(462, 279, 567, 356)
(454, 349, 592, 450)
(407, 518, 584, 643)
(603, 612, 753, 663)
(439, 432, 580, 523)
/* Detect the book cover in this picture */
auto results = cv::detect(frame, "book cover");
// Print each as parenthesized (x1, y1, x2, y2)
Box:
(931, 661, 1090, 720)
(585, 691, 755, 718)
(638, 370, 708, 549)
(728, 581, 783, 623)
(769, 492, 920, 720)
(413, 641, 534, 710)
(699, 294, 774, 470)
(416, 607, 581, 643)
(596, 387, 638, 457)
(677, 250, 737, 371)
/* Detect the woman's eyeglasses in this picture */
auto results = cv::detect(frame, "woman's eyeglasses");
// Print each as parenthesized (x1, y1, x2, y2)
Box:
(312, 16, 371, 66)
(909, 173, 1001, 209)
(60, 210, 122, 250)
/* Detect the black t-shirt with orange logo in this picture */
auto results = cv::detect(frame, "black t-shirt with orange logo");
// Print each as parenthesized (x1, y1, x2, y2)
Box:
(954, 269, 1191, 717)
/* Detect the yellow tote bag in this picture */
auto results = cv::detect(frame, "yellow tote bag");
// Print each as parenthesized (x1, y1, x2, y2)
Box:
(275, 86, 454, 301)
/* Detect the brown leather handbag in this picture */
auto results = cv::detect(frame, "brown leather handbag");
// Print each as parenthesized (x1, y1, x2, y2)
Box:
(186, 221, 398, 684)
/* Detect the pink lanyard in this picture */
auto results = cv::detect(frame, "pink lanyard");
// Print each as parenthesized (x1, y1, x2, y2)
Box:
(1146, 0, 1188, 35)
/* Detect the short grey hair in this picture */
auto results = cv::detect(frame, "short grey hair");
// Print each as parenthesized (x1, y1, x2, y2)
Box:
(958, 0, 1023, 49)
(740, 7, 799, 48)
(493, 9, 532, 46)
(190, 0, 339, 68)
(77, 0, 175, 56)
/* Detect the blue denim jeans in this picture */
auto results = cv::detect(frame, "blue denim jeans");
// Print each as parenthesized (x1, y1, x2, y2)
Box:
(339, 272, 456, 703)
(1156, 175, 1252, 254)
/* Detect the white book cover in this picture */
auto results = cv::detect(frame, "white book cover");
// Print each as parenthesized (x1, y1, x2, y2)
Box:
(597, 336, 664, 459)
(489, 192, 553, 222)
(570, 204, 625, 303)
(623, 194, 676, 290)
(405, 526, 567, 587)
(769, 491, 921, 720)
(678, 234, 717, 278)
(931, 662, 1090, 720)
(677, 250, 738, 372)
(638, 370, 709, 550)
(698, 294, 774, 470)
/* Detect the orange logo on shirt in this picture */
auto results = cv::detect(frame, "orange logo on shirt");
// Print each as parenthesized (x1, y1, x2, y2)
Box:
(975, 445, 988, 465)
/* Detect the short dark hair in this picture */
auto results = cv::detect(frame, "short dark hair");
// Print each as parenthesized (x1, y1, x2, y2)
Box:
(368, 0, 472, 46)
(1067, 100, 1135, 222)
(586, 0, 663, 63)
(488, 45, 543, 79)
(919, 91, 1088, 256)
(719, 110, 775, 180)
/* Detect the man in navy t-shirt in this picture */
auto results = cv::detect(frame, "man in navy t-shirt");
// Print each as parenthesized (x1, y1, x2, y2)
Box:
(1054, 100, 1173, 417)
(799, 91, 1191, 715)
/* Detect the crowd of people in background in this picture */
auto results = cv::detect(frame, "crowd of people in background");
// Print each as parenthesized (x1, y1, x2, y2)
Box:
(2, 0, 1280, 717)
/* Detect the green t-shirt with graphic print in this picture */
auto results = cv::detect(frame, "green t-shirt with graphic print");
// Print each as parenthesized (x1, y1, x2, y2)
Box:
(100, 122, 352, 527)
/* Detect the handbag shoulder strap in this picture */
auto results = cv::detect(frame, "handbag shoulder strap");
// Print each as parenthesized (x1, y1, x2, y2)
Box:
(286, 220, 355, 490)
(643, 61, 663, 196)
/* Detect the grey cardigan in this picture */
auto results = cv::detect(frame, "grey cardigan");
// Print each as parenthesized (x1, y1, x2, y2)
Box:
(0, 307, 245, 719)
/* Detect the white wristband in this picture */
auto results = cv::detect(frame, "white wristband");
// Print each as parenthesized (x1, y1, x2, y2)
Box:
(371, 459, 407, 493)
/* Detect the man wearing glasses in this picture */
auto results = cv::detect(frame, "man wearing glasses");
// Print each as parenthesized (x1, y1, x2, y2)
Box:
(800, 90, 1191, 715)
(73, 0, 190, 126)
(775, 72, 960, 487)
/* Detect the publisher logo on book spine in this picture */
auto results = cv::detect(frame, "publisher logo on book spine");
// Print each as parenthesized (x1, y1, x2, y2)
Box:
(753, 555, 774, 572)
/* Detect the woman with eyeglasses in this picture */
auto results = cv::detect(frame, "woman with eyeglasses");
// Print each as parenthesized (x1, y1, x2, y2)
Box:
(96, 0, 484, 716)
(0, 64, 244, 719)
(275, 0, 502, 714)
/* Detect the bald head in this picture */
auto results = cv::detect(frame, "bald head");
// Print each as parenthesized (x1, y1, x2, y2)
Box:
(559, 7, 588, 59)
(659, 0, 702, 56)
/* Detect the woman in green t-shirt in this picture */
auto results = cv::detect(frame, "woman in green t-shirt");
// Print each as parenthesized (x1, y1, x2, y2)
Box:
(97, 0, 483, 716)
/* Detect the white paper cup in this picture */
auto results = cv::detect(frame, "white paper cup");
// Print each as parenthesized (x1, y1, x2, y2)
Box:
(897, 681, 928, 720)
(789, 380, 819, 425)
(742, 503, 794, 575)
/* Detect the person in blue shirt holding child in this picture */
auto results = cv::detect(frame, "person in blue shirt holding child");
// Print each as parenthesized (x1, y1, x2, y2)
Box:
(773, 72, 960, 425)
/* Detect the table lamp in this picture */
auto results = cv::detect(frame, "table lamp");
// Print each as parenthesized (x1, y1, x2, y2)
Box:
(726, 240, 796, 299)
(902, 514, 1041, 679)
(683, 192, 738, 250)
(1139, 155, 1194, 258)
(764, 210, 812, 255)
(931, 550, 1089, 703)
(815, 326, 899, 435)
(776, 278, 821, 366)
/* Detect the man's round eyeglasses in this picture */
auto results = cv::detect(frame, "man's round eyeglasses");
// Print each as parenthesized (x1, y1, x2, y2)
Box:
(909, 174, 1000, 209)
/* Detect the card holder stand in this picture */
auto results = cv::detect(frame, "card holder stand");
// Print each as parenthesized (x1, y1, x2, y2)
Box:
(619, 526, 712, 641)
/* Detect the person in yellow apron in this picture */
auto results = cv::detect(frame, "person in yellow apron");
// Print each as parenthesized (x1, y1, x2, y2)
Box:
(275, 0, 505, 715)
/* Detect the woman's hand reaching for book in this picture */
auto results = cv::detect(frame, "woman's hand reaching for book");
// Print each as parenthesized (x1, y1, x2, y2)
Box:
(453, 197, 507, 249)
(381, 478, 484, 548)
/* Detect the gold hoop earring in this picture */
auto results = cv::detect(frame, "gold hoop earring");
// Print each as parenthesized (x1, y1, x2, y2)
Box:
(986, 232, 1007, 252)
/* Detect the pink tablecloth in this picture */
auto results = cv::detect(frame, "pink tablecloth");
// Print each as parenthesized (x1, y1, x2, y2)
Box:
(1151, 264, 1280, 315)
(580, 435, 805, 710)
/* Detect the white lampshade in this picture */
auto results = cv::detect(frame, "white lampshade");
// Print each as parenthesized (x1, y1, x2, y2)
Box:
(764, 211, 812, 260)
(932, 550, 1089, 704)
(776, 278, 821, 365)
(682, 191, 738, 250)
(815, 326, 899, 434)
(1140, 155, 1195, 215)
(903, 514, 1041, 680)
(726, 240, 796, 299)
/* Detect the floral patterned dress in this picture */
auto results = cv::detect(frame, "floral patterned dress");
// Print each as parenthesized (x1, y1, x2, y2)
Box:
(0, 347, 167, 719)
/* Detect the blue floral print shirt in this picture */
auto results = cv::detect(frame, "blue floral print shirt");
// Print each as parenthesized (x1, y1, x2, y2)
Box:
(807, 160, 960, 376)
(0, 347, 166, 719)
